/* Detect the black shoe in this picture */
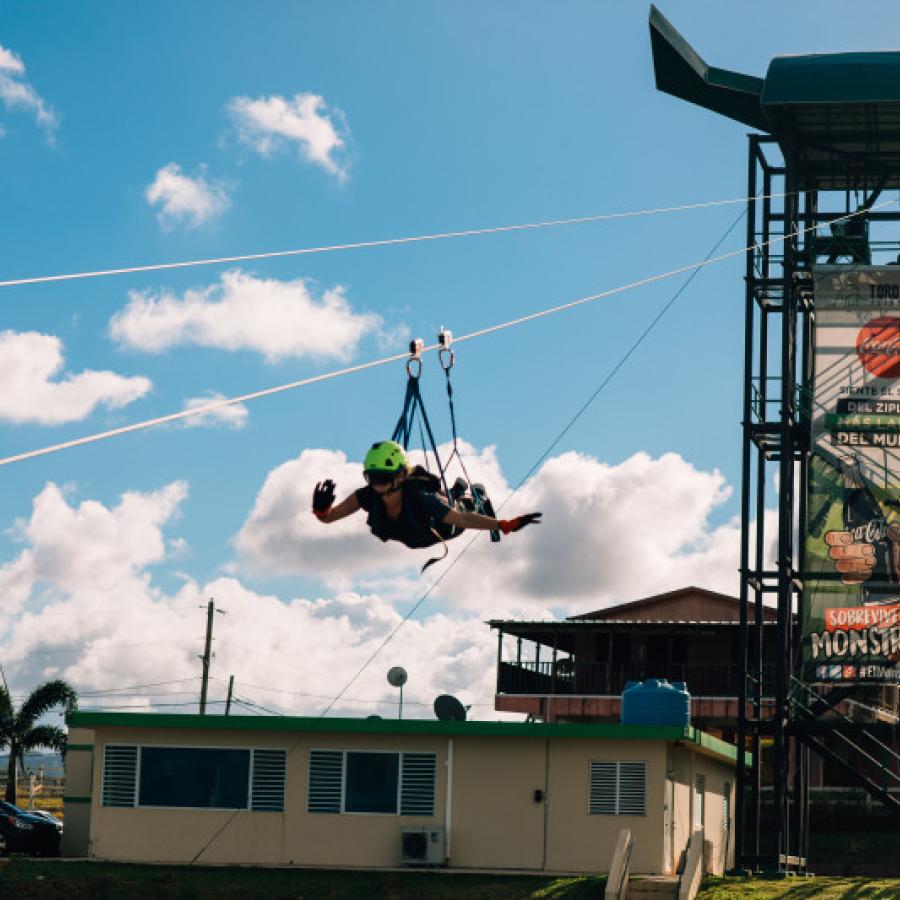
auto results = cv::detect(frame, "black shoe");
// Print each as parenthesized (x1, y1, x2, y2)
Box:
(449, 477, 468, 503)
(471, 483, 501, 543)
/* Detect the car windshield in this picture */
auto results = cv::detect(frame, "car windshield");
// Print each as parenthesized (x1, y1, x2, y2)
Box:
(0, 801, 25, 815)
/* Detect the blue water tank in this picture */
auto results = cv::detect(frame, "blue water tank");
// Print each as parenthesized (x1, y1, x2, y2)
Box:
(620, 679, 690, 726)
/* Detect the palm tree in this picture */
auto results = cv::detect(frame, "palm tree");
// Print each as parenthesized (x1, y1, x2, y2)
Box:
(0, 679, 77, 804)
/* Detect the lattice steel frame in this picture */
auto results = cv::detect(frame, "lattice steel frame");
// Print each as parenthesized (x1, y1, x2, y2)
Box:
(736, 133, 900, 872)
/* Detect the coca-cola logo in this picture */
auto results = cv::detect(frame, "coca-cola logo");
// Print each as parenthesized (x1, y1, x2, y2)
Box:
(857, 316, 900, 379)
(851, 517, 888, 544)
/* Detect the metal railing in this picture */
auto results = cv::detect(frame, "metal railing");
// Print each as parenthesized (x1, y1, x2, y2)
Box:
(498, 660, 776, 698)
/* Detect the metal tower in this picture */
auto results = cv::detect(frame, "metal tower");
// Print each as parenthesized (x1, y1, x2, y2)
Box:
(650, 4, 900, 873)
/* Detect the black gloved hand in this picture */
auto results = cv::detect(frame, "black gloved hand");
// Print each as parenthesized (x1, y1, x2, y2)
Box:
(312, 480, 336, 520)
(499, 512, 542, 534)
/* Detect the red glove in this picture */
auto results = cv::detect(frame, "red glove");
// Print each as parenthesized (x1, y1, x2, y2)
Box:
(499, 513, 542, 534)
(312, 480, 336, 522)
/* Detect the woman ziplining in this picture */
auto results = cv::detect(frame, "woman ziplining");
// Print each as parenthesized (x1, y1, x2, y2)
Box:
(311, 332, 541, 571)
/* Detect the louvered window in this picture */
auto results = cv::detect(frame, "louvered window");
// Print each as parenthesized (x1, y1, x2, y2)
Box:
(308, 750, 343, 813)
(589, 761, 646, 816)
(308, 750, 437, 815)
(251, 749, 287, 812)
(102, 745, 138, 807)
(400, 753, 437, 816)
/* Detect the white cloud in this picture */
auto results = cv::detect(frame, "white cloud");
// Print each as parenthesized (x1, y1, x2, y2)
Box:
(0, 481, 503, 719)
(236, 444, 760, 611)
(0, 450, 777, 722)
(228, 92, 349, 180)
(0, 330, 151, 425)
(0, 46, 25, 75)
(0, 42, 57, 138)
(180, 392, 248, 430)
(109, 269, 389, 363)
(144, 163, 231, 230)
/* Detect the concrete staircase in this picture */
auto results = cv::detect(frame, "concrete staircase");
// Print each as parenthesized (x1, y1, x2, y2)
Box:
(626, 875, 680, 900)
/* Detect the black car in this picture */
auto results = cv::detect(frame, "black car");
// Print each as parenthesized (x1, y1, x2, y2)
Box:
(0, 801, 61, 855)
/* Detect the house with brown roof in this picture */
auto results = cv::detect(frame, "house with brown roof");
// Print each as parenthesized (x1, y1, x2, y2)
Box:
(490, 586, 779, 732)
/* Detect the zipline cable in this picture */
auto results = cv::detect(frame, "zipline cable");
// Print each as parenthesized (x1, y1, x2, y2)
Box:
(319, 204, 749, 716)
(0, 192, 792, 290)
(0, 200, 889, 470)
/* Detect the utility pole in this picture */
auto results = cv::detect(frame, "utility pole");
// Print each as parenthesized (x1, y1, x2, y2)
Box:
(199, 599, 216, 714)
(225, 675, 234, 716)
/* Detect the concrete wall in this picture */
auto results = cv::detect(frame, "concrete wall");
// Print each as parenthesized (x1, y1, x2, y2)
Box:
(88, 727, 447, 866)
(83, 725, 734, 873)
(667, 745, 735, 876)
(545, 739, 666, 874)
(62, 727, 94, 857)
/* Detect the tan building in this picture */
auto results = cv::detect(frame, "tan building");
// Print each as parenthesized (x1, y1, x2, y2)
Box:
(64, 712, 742, 874)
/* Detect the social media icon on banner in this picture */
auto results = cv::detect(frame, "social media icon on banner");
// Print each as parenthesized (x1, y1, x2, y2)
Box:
(829, 664, 843, 679)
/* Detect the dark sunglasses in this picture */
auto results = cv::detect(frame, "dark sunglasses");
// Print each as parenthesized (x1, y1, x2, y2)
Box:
(365, 471, 396, 486)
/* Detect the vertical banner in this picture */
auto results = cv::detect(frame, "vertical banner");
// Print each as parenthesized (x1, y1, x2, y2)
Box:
(804, 266, 900, 683)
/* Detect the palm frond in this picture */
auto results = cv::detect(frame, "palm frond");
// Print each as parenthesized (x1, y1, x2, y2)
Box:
(17, 680, 78, 729)
(23, 725, 67, 755)
(0, 686, 13, 719)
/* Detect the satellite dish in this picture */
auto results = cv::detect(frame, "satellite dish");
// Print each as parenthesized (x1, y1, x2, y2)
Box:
(387, 667, 408, 687)
(434, 694, 467, 722)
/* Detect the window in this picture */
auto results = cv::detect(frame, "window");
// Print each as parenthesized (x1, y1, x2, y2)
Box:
(307, 750, 437, 816)
(102, 745, 138, 807)
(694, 774, 705, 829)
(345, 752, 398, 813)
(101, 745, 286, 811)
(589, 761, 646, 816)
(140, 747, 249, 809)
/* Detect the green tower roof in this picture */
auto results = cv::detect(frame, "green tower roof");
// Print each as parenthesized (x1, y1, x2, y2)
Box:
(649, 5, 900, 187)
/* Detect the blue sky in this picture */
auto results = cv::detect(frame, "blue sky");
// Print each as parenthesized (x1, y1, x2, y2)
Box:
(1, 1, 896, 718)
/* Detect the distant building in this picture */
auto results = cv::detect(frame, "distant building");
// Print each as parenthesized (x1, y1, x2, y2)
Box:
(64, 711, 741, 874)
(491, 586, 779, 731)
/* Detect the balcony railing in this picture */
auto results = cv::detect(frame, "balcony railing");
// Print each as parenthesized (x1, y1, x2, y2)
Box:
(498, 660, 777, 698)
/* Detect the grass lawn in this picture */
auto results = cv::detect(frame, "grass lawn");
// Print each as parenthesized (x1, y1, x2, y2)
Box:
(0, 858, 607, 899)
(698, 875, 900, 898)
(6, 860, 900, 899)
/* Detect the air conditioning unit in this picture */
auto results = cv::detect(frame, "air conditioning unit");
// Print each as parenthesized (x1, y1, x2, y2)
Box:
(399, 827, 446, 866)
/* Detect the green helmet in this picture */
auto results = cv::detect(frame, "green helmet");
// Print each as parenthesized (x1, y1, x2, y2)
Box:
(363, 440, 407, 474)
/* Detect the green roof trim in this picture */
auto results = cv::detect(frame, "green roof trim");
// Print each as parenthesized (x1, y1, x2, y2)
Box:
(65, 744, 94, 752)
(66, 712, 749, 766)
(689, 728, 752, 768)
(63, 796, 92, 804)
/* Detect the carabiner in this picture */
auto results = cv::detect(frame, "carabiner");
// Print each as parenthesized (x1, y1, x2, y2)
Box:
(438, 327, 454, 372)
(407, 338, 424, 379)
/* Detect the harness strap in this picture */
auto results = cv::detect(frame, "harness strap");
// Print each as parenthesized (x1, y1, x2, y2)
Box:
(391, 374, 450, 498)
(442, 365, 474, 488)
(420, 528, 450, 574)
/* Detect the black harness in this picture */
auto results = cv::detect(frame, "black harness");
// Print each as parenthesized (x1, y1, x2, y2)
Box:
(364, 468, 459, 550)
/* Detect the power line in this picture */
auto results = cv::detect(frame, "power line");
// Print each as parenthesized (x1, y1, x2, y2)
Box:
(0, 193, 789, 291)
(1, 198, 878, 471)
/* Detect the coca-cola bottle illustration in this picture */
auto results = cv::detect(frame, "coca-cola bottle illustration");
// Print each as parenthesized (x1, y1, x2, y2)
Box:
(839, 456, 899, 605)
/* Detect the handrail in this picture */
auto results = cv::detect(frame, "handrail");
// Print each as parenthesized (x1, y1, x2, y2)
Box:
(605, 829, 633, 900)
(678, 829, 704, 900)
(791, 689, 900, 788)
(791, 678, 900, 772)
